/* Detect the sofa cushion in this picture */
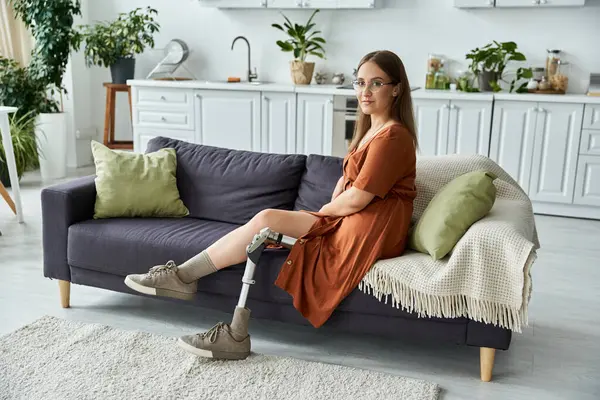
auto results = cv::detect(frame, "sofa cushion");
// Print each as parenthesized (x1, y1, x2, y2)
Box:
(91, 141, 189, 219)
(294, 154, 343, 212)
(146, 137, 307, 225)
(68, 217, 239, 277)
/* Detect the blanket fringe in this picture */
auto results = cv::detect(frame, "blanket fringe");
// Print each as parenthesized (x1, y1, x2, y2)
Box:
(358, 250, 537, 333)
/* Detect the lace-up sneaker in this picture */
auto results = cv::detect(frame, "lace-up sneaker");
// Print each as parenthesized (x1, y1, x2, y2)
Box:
(124, 260, 197, 301)
(177, 307, 251, 360)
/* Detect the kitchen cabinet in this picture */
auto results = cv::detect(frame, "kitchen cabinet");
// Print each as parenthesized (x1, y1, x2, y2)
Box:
(573, 155, 600, 207)
(296, 94, 333, 156)
(413, 99, 449, 156)
(494, 0, 585, 6)
(194, 90, 261, 152)
(583, 104, 600, 130)
(489, 101, 538, 193)
(454, 0, 495, 8)
(490, 100, 584, 203)
(200, 0, 379, 8)
(528, 102, 583, 204)
(412, 98, 491, 157)
(261, 92, 297, 154)
(199, 0, 268, 8)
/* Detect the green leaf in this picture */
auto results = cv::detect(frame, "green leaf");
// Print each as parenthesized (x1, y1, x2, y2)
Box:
(272, 23, 285, 31)
(277, 40, 294, 51)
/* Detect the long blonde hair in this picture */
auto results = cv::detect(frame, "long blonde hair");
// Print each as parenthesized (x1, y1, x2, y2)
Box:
(348, 50, 418, 152)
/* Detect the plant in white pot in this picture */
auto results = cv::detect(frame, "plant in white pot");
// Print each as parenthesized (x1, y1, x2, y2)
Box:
(72, 7, 160, 84)
(272, 9, 326, 85)
(8, 0, 82, 181)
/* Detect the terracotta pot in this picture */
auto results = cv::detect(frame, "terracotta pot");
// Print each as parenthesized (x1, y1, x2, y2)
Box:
(290, 60, 315, 85)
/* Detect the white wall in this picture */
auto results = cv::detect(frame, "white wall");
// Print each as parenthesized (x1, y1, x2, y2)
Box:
(76, 0, 600, 161)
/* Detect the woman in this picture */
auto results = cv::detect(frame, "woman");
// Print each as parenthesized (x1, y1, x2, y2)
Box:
(125, 50, 418, 360)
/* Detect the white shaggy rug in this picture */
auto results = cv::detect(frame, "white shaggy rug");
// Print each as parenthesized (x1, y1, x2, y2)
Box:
(0, 316, 440, 400)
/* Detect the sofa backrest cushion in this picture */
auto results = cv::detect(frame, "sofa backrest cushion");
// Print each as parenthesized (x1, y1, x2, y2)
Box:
(146, 137, 307, 225)
(294, 154, 343, 212)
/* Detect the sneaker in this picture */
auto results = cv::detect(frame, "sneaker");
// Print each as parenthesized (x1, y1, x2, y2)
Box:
(124, 260, 197, 301)
(177, 307, 251, 360)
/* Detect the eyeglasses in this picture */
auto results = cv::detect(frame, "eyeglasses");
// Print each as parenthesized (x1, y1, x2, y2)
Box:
(352, 80, 396, 93)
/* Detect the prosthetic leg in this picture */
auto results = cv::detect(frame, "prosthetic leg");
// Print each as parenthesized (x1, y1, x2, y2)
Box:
(238, 227, 297, 309)
(177, 228, 298, 359)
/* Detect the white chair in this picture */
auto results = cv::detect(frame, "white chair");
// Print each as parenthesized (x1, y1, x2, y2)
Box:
(0, 106, 23, 226)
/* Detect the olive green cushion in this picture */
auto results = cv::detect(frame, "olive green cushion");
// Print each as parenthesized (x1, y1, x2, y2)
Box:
(409, 170, 497, 260)
(91, 141, 189, 219)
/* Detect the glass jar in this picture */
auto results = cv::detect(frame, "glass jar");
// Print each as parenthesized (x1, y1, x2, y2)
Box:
(550, 60, 569, 93)
(546, 49, 561, 78)
(434, 65, 450, 90)
(427, 53, 442, 73)
(532, 67, 545, 82)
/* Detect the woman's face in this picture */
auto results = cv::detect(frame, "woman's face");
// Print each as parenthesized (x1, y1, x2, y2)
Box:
(355, 61, 397, 117)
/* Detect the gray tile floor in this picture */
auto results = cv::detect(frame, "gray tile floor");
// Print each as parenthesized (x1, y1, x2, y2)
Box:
(1, 168, 599, 400)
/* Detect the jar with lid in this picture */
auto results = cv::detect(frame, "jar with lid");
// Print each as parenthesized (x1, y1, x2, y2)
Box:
(433, 61, 450, 90)
(538, 76, 551, 91)
(546, 49, 561, 78)
(425, 54, 442, 89)
(531, 67, 545, 82)
(549, 60, 569, 93)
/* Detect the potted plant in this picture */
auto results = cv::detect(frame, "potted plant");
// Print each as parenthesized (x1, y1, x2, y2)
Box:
(465, 41, 532, 93)
(0, 112, 40, 188)
(272, 9, 326, 85)
(72, 7, 160, 84)
(3, 0, 82, 181)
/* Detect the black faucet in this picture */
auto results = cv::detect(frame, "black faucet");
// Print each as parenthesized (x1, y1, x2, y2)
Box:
(231, 36, 258, 82)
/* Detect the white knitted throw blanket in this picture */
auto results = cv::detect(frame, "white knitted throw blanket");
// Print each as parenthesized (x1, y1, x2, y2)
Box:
(358, 154, 539, 333)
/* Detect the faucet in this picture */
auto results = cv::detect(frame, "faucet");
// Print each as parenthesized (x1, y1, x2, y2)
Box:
(231, 36, 258, 83)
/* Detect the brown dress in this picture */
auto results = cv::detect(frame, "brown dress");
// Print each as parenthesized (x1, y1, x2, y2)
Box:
(274, 123, 417, 328)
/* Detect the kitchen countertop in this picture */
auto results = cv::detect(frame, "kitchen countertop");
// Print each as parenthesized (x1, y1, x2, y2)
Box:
(127, 79, 600, 104)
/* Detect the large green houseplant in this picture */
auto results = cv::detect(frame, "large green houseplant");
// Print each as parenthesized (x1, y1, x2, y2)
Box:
(1, 0, 81, 184)
(466, 41, 532, 93)
(72, 7, 160, 84)
(272, 9, 326, 85)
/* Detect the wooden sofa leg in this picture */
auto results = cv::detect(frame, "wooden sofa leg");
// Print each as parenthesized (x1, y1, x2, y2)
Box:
(59, 280, 71, 308)
(480, 347, 496, 382)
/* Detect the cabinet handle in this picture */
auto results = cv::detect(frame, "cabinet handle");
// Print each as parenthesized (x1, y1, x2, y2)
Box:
(530, 107, 538, 113)
(538, 107, 546, 113)
(532, 0, 540, 4)
(261, 0, 267, 6)
(450, 104, 458, 110)
(296, 0, 302, 6)
(195, 94, 201, 99)
(160, 96, 166, 101)
(441, 104, 449, 109)
(161, 117, 167, 122)
(540, 0, 547, 3)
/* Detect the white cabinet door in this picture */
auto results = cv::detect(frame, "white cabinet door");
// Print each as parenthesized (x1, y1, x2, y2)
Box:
(199, 0, 268, 7)
(298, 0, 338, 8)
(573, 155, 600, 207)
(528, 103, 583, 204)
(583, 104, 600, 130)
(413, 99, 450, 156)
(454, 0, 495, 7)
(338, 0, 379, 8)
(296, 94, 333, 156)
(194, 90, 261, 152)
(261, 92, 296, 154)
(495, 0, 584, 6)
(447, 100, 492, 156)
(268, 0, 302, 7)
(489, 100, 538, 193)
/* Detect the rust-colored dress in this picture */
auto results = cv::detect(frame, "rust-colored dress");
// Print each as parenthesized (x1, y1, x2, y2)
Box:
(274, 123, 417, 328)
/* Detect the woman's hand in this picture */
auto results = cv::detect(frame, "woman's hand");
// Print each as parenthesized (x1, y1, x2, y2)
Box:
(330, 176, 344, 201)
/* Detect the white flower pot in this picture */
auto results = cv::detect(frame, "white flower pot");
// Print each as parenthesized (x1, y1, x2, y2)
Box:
(35, 112, 68, 181)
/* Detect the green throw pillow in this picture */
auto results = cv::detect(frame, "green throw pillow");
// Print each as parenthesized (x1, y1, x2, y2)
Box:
(91, 140, 189, 219)
(409, 170, 497, 260)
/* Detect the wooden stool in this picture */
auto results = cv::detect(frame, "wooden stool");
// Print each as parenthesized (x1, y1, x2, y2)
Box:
(103, 83, 133, 150)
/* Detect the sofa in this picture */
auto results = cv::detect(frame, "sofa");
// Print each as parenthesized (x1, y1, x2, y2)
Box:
(41, 136, 510, 382)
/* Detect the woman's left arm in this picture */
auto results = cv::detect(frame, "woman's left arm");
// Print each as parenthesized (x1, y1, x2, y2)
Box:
(319, 187, 374, 217)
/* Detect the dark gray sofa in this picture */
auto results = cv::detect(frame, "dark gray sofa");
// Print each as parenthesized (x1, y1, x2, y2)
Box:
(41, 136, 510, 381)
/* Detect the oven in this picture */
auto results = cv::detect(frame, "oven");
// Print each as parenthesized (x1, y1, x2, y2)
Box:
(332, 95, 358, 158)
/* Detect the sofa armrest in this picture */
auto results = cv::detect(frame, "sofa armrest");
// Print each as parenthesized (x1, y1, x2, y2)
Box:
(41, 175, 96, 281)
